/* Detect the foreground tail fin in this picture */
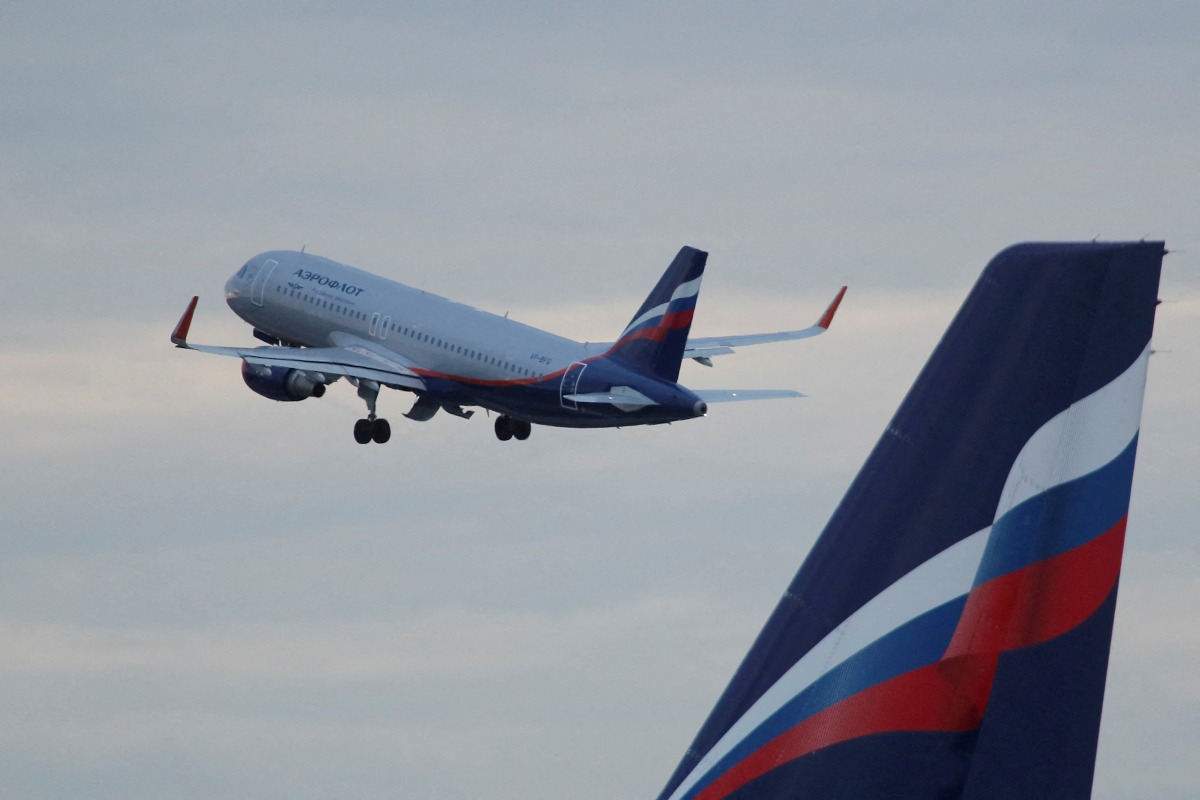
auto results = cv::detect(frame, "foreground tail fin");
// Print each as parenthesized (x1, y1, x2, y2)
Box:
(609, 246, 707, 382)
(657, 241, 1164, 800)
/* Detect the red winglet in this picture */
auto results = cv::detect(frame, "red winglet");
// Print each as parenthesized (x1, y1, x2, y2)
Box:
(171, 296, 199, 346)
(817, 286, 847, 329)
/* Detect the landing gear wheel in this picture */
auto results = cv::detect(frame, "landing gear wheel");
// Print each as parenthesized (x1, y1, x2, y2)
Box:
(353, 418, 373, 444)
(372, 418, 391, 444)
(514, 420, 532, 441)
(494, 416, 514, 441)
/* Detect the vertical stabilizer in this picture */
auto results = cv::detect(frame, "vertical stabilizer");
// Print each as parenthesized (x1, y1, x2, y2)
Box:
(656, 241, 1164, 800)
(609, 247, 707, 382)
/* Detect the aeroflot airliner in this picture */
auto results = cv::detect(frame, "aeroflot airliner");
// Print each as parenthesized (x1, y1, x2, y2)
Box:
(171, 247, 845, 443)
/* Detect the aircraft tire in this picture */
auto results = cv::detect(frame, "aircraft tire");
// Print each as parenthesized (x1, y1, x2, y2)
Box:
(372, 418, 391, 444)
(514, 420, 531, 440)
(353, 418, 373, 444)
(495, 416, 514, 441)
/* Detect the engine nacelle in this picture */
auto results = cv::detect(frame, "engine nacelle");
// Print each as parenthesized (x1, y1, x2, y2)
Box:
(241, 362, 327, 402)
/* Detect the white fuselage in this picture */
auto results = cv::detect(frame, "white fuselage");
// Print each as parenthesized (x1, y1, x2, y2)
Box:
(226, 250, 589, 384)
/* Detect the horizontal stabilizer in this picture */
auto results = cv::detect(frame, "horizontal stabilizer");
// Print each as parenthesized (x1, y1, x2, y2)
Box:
(692, 389, 804, 403)
(564, 386, 659, 412)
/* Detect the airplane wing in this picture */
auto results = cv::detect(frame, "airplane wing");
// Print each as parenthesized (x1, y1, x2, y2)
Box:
(692, 389, 804, 403)
(170, 296, 427, 391)
(684, 285, 846, 366)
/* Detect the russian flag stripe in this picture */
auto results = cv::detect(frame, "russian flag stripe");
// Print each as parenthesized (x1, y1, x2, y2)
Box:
(686, 515, 1126, 800)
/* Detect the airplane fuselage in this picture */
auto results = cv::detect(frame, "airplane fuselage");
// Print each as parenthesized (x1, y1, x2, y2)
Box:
(223, 250, 706, 427)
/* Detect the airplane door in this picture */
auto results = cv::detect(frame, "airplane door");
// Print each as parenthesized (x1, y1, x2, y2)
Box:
(560, 361, 587, 410)
(251, 259, 278, 307)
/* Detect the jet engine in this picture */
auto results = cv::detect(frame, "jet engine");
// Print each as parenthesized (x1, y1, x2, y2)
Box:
(241, 362, 327, 401)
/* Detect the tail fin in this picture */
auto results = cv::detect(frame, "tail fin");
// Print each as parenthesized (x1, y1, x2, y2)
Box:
(609, 246, 707, 382)
(657, 241, 1164, 800)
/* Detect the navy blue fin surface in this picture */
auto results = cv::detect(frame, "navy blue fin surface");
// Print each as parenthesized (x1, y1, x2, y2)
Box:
(656, 242, 1164, 800)
(610, 247, 707, 383)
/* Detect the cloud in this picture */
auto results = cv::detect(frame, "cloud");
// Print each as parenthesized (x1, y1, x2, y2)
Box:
(0, 3, 1196, 798)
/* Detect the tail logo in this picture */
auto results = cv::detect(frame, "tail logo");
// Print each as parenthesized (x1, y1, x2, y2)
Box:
(668, 345, 1150, 800)
(616, 276, 703, 347)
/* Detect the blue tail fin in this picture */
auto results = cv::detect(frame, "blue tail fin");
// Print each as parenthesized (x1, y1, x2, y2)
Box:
(656, 241, 1165, 800)
(609, 246, 707, 382)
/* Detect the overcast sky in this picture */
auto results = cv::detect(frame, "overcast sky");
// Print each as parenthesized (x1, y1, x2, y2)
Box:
(2, 3, 1198, 798)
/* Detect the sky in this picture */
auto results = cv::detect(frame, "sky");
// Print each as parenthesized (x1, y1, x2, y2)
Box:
(1, 2, 1198, 798)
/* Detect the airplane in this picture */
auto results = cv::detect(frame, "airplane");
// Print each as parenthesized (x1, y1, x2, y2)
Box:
(653, 241, 1165, 800)
(171, 247, 846, 443)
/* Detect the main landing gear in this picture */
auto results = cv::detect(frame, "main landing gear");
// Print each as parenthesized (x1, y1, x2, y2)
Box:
(494, 415, 531, 442)
(353, 379, 391, 445)
(354, 417, 391, 444)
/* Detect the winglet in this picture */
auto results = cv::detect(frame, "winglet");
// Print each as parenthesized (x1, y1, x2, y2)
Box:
(816, 285, 847, 329)
(171, 296, 199, 347)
